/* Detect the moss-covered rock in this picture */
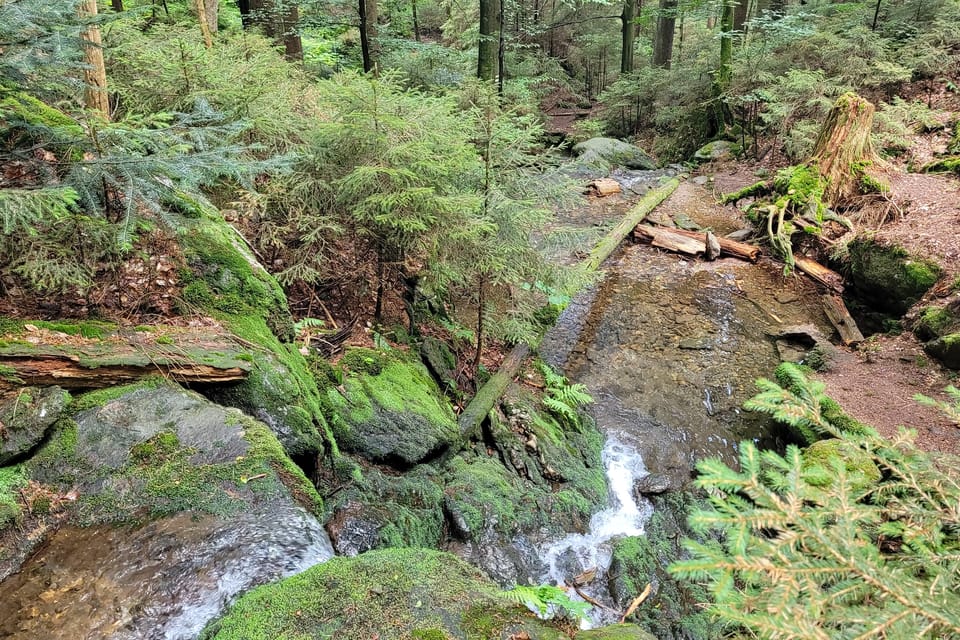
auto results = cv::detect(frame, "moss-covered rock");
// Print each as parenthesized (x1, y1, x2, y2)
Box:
(180, 211, 335, 458)
(27, 381, 323, 523)
(572, 137, 656, 171)
(577, 624, 658, 640)
(325, 464, 446, 554)
(0, 465, 27, 530)
(801, 438, 881, 491)
(325, 348, 460, 466)
(608, 492, 717, 640)
(848, 239, 942, 315)
(0, 386, 70, 466)
(924, 332, 960, 370)
(200, 548, 574, 640)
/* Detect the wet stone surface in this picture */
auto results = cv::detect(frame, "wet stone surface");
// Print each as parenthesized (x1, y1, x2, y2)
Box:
(541, 246, 831, 489)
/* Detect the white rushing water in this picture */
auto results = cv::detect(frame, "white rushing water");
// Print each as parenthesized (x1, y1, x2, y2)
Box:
(538, 436, 654, 624)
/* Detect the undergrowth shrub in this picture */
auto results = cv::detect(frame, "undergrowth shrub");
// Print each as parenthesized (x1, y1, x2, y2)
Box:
(671, 364, 960, 639)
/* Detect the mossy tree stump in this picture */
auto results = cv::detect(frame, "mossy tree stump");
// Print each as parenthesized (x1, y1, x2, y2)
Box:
(809, 92, 878, 206)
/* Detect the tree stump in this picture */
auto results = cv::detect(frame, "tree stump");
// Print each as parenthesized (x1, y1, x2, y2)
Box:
(809, 92, 877, 206)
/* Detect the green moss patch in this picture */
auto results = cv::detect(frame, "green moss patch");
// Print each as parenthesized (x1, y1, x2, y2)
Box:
(848, 239, 942, 315)
(0, 465, 27, 530)
(27, 384, 323, 524)
(325, 349, 459, 465)
(200, 548, 569, 640)
(914, 305, 959, 341)
(802, 438, 881, 491)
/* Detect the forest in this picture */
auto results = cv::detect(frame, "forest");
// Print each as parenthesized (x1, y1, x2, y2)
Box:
(1, 0, 960, 638)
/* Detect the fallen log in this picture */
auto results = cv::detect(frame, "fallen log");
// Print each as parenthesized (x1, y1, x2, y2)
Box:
(634, 225, 705, 256)
(794, 256, 845, 293)
(821, 294, 864, 346)
(655, 227, 762, 262)
(583, 177, 681, 272)
(0, 326, 252, 389)
(586, 178, 622, 197)
(457, 344, 530, 440)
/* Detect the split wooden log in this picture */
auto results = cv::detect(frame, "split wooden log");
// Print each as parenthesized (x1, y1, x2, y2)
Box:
(821, 294, 864, 346)
(653, 227, 762, 262)
(794, 256, 845, 293)
(586, 178, 622, 197)
(634, 225, 705, 255)
(0, 329, 252, 389)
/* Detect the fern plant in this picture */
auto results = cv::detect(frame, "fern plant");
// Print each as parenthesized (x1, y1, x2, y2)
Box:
(537, 361, 593, 425)
(671, 366, 960, 639)
(502, 584, 591, 622)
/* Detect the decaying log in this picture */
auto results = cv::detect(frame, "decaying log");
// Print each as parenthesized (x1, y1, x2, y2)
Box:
(658, 227, 762, 262)
(821, 294, 864, 346)
(0, 327, 252, 389)
(794, 256, 845, 293)
(641, 225, 706, 255)
(586, 178, 622, 197)
(457, 344, 530, 440)
(584, 177, 680, 272)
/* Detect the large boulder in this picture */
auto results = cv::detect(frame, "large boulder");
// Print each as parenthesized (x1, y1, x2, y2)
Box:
(0, 382, 332, 639)
(201, 548, 575, 640)
(325, 348, 460, 466)
(0, 386, 69, 466)
(573, 137, 656, 171)
(925, 333, 960, 369)
(848, 239, 941, 315)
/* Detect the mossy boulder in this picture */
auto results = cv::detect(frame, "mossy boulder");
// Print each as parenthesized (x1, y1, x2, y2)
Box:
(180, 212, 334, 457)
(608, 492, 717, 640)
(913, 305, 960, 341)
(578, 625, 657, 640)
(325, 464, 446, 554)
(28, 381, 324, 522)
(0, 386, 69, 466)
(573, 137, 656, 171)
(801, 438, 881, 491)
(200, 548, 574, 640)
(325, 348, 460, 466)
(693, 139, 735, 162)
(848, 239, 942, 315)
(924, 333, 960, 370)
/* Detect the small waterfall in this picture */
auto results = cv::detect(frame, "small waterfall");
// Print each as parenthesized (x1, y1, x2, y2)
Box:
(538, 436, 654, 625)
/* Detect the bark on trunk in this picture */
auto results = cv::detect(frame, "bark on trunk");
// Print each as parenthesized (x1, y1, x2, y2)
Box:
(204, 0, 219, 33)
(621, 0, 637, 73)
(359, 0, 379, 73)
(478, 0, 501, 80)
(652, 0, 678, 68)
(111, 0, 124, 11)
(79, 0, 110, 119)
(808, 92, 877, 206)
(244, 0, 302, 61)
(196, 0, 214, 48)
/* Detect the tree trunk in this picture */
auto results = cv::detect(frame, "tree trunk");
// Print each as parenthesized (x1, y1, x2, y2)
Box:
(78, 0, 110, 119)
(359, 0, 379, 72)
(652, 0, 678, 68)
(111, 0, 124, 11)
(809, 93, 877, 205)
(733, 0, 749, 40)
(242, 0, 302, 61)
(412, 0, 421, 41)
(204, 0, 219, 33)
(711, 0, 735, 132)
(621, 0, 637, 73)
(478, 0, 501, 80)
(196, 0, 214, 48)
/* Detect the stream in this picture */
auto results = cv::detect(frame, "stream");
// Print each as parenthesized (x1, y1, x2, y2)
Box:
(533, 188, 832, 623)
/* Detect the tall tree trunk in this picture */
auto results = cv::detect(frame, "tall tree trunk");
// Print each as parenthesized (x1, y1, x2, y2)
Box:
(621, 0, 637, 73)
(111, 0, 124, 11)
(204, 0, 219, 33)
(769, 0, 785, 16)
(412, 0, 421, 41)
(79, 0, 110, 119)
(478, 0, 501, 80)
(359, 0, 376, 72)
(711, 0, 735, 132)
(652, 0, 678, 68)
(242, 0, 302, 60)
(196, 0, 214, 48)
(733, 0, 749, 40)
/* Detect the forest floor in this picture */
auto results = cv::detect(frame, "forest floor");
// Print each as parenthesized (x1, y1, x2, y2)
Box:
(705, 155, 960, 454)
